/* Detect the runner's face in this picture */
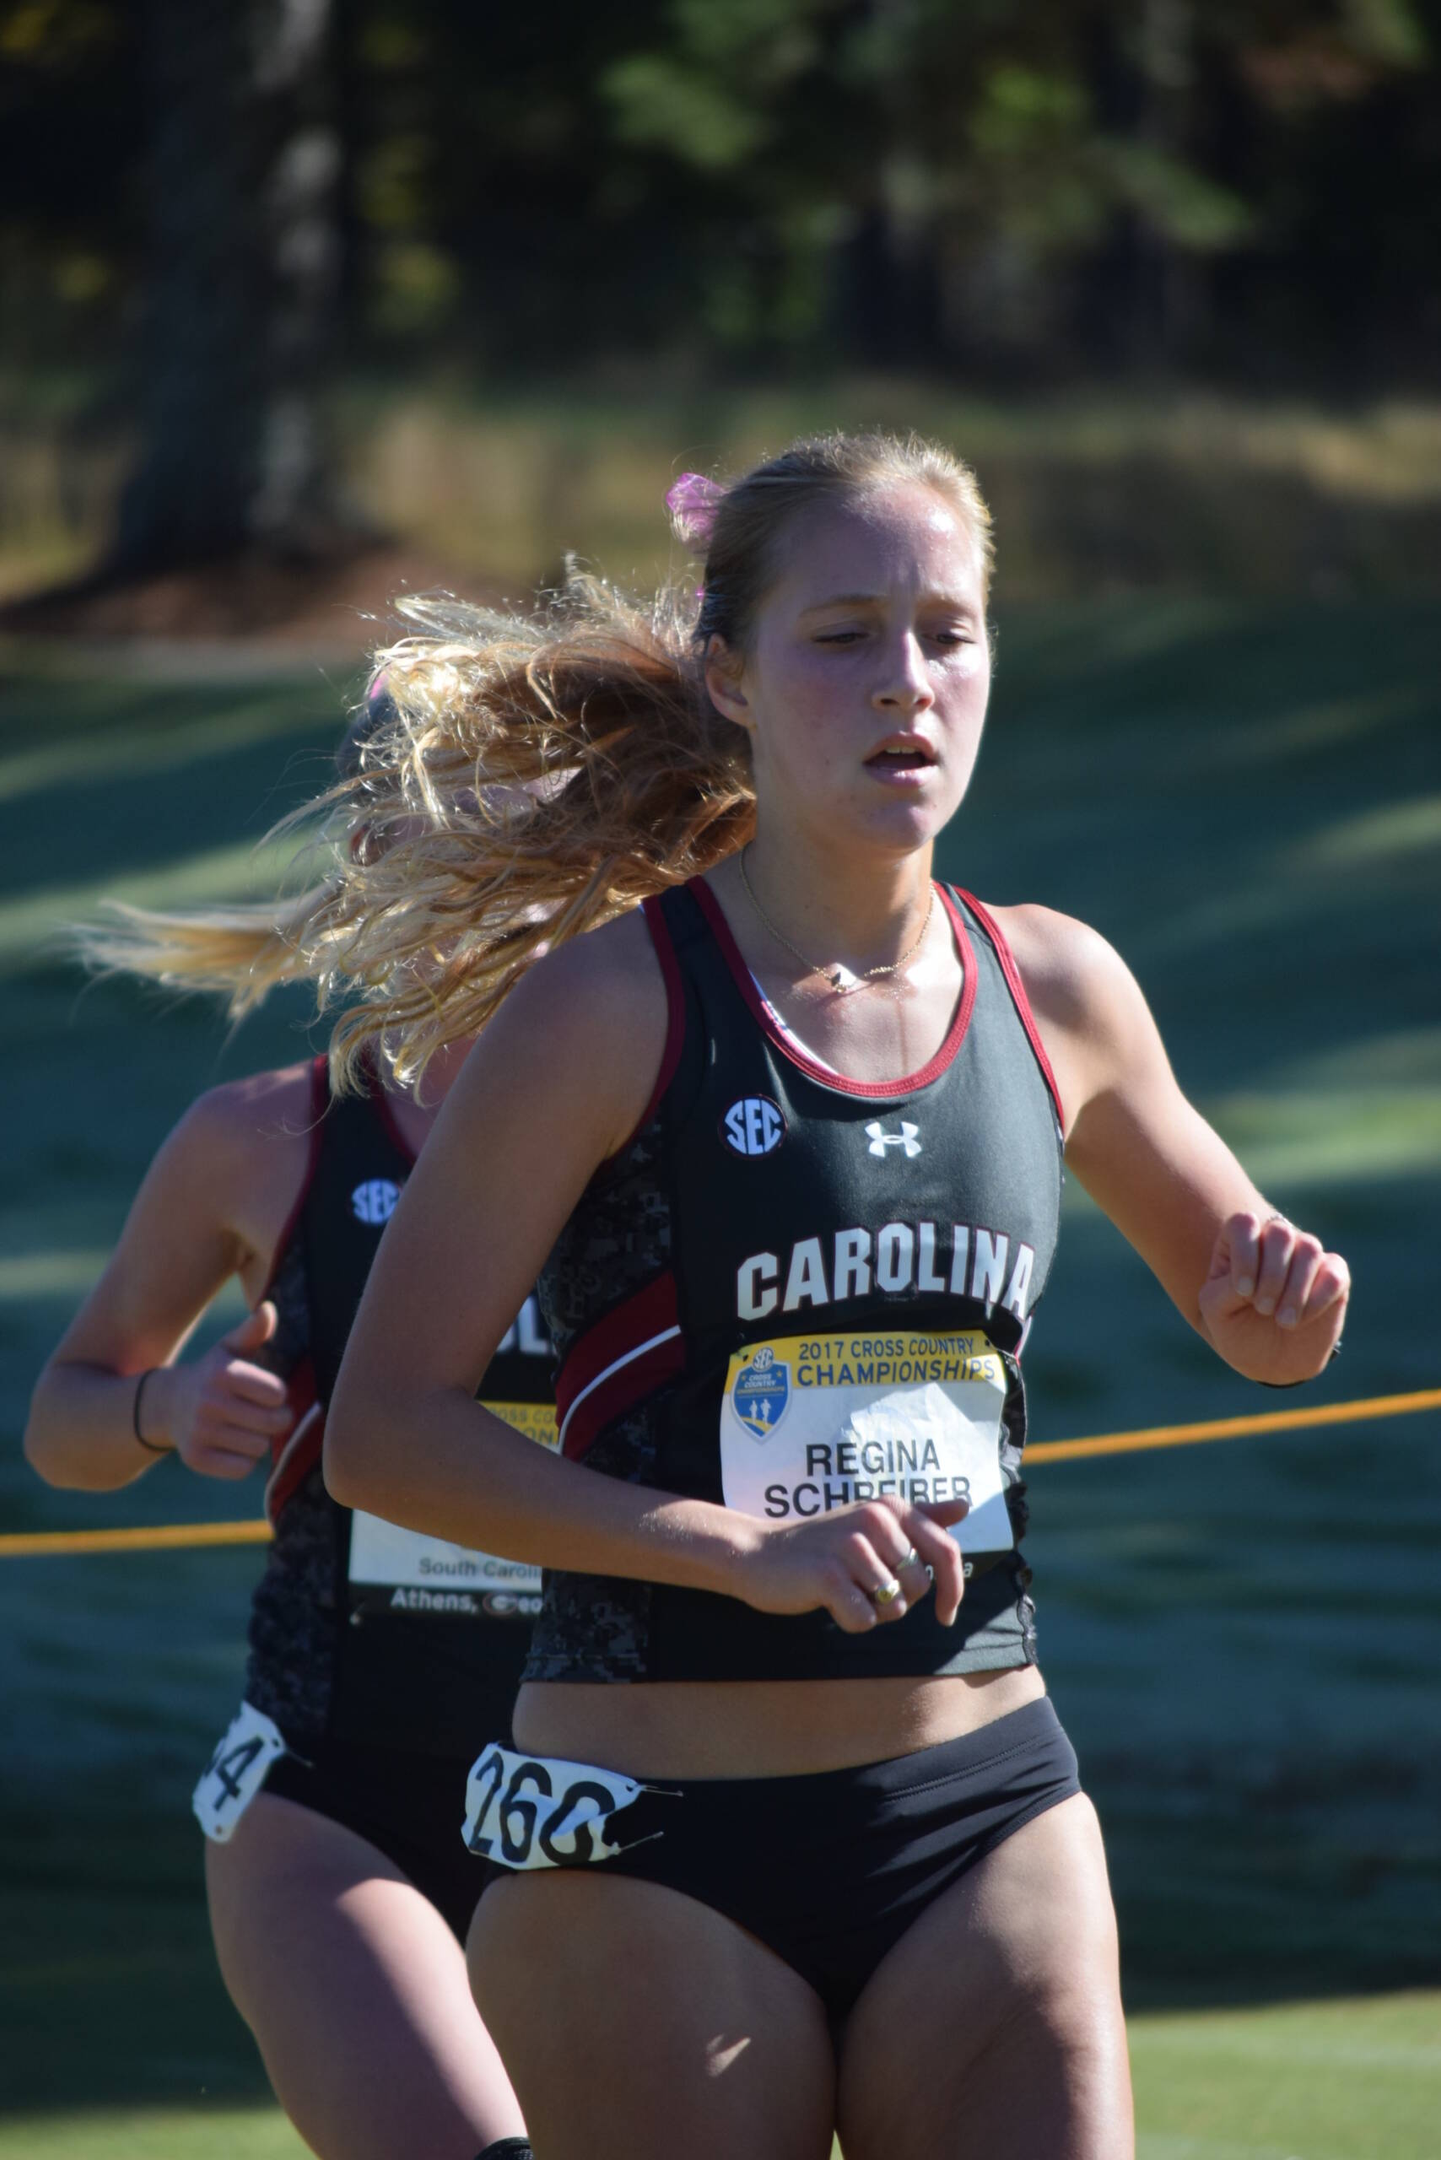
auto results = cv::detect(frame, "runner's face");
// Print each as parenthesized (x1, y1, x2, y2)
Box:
(712, 483, 990, 858)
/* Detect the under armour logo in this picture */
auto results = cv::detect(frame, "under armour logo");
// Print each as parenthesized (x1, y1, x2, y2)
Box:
(865, 1120, 921, 1158)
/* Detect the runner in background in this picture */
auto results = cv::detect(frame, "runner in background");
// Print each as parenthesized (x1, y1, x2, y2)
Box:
(24, 688, 541, 2160)
(307, 434, 1348, 2160)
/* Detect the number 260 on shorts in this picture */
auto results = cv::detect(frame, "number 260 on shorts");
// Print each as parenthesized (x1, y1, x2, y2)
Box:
(462, 1742, 648, 1870)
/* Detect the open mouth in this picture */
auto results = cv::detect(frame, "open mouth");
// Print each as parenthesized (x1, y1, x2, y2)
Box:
(864, 741, 936, 772)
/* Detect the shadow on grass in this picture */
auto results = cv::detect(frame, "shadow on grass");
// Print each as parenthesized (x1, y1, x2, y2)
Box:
(0, 673, 346, 920)
(0, 1808, 271, 2114)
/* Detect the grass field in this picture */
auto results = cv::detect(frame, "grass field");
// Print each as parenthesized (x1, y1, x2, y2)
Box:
(2, 596, 1439, 2150)
(1, 1991, 1439, 2158)
(7, 380, 1441, 605)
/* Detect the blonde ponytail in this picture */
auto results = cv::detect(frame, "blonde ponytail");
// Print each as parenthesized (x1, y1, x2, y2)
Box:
(70, 880, 343, 1018)
(81, 431, 993, 1090)
(318, 578, 755, 1089)
(313, 432, 992, 1089)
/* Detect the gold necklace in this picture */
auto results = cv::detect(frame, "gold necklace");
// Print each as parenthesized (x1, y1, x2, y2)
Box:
(737, 846, 934, 994)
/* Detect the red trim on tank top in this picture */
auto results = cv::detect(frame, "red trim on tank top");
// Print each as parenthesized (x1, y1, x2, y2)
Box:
(259, 1056, 421, 1521)
(689, 877, 977, 1101)
(605, 895, 687, 1158)
(257, 1056, 329, 1302)
(554, 1272, 683, 1461)
(951, 890, 1067, 1134)
(262, 1352, 321, 1521)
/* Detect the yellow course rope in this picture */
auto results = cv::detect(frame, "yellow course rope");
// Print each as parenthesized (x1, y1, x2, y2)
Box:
(1023, 1385, 1441, 1464)
(0, 1518, 274, 1558)
(3, 1385, 1438, 1560)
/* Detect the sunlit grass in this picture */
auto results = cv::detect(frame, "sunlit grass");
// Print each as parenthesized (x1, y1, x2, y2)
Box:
(0, 692, 328, 807)
(0, 2108, 307, 2159)
(1288, 792, 1441, 870)
(1, 1991, 1436, 2159)
(0, 1250, 113, 1301)
(1128, 1990, 1441, 2160)
(5, 380, 1441, 601)
(1203, 1087, 1441, 1187)
(344, 384, 1441, 598)
(0, 837, 317, 978)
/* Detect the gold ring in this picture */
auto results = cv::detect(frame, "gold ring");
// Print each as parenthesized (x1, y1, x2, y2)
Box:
(871, 1577, 902, 1606)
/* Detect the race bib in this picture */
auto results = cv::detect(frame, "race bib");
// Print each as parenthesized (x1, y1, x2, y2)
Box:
(348, 1399, 557, 1619)
(721, 1329, 1014, 1553)
(192, 1701, 287, 1844)
(462, 1743, 648, 1871)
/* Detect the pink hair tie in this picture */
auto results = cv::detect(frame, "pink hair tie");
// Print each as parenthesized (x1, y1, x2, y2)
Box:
(665, 471, 725, 551)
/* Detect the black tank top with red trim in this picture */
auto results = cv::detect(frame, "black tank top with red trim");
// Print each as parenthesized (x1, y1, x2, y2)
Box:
(244, 1058, 556, 1754)
(526, 880, 1064, 1686)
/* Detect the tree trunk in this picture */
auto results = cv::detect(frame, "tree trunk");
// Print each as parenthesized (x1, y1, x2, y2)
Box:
(1082, 0, 1198, 376)
(114, 0, 347, 573)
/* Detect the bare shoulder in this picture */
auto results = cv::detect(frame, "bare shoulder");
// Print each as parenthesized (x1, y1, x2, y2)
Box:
(489, 908, 666, 1046)
(453, 906, 669, 1157)
(975, 902, 1165, 1132)
(520, 904, 664, 1006)
(162, 1062, 318, 1263)
(978, 902, 1133, 1033)
(49, 1063, 320, 1359)
(174, 1061, 318, 1176)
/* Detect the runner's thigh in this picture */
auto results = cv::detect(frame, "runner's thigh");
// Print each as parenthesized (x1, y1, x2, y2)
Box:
(207, 1791, 524, 2160)
(836, 1793, 1132, 2160)
(469, 1872, 835, 2160)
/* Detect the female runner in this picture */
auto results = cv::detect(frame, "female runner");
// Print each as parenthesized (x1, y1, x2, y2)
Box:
(24, 696, 543, 2160)
(314, 432, 1350, 2160)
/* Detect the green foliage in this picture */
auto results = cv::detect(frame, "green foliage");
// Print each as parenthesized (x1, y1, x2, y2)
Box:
(2, 0, 1440, 419)
(1102, 138, 1253, 250)
(1345, 0, 1428, 68)
(0, 0, 116, 67)
(602, 55, 769, 171)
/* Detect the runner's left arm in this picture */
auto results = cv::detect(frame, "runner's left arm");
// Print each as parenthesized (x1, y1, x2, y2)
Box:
(24, 1087, 297, 1488)
(999, 905, 1349, 1387)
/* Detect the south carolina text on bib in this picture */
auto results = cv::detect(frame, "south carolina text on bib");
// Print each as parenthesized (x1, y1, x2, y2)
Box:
(721, 1331, 1013, 1553)
(348, 1398, 557, 1613)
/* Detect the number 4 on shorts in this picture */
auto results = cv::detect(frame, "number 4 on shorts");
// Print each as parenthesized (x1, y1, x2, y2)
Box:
(192, 1701, 287, 1844)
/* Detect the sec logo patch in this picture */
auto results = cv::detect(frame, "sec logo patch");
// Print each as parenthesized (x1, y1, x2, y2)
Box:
(721, 1096, 787, 1159)
(352, 1177, 402, 1225)
(732, 1344, 790, 1438)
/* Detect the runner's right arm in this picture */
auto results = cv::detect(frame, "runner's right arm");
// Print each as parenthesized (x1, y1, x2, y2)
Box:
(24, 1082, 301, 1490)
(326, 920, 967, 1634)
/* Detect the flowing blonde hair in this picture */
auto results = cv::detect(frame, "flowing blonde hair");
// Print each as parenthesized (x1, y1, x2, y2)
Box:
(318, 430, 992, 1088)
(67, 685, 396, 1020)
(81, 431, 993, 1087)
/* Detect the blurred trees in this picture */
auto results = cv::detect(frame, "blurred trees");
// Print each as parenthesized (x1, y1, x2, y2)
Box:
(280, 0, 1441, 389)
(323, 0, 1438, 385)
(0, 2, 1436, 469)
(114, 0, 347, 570)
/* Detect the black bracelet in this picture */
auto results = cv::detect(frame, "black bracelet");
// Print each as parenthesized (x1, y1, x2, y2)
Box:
(132, 1369, 171, 1453)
